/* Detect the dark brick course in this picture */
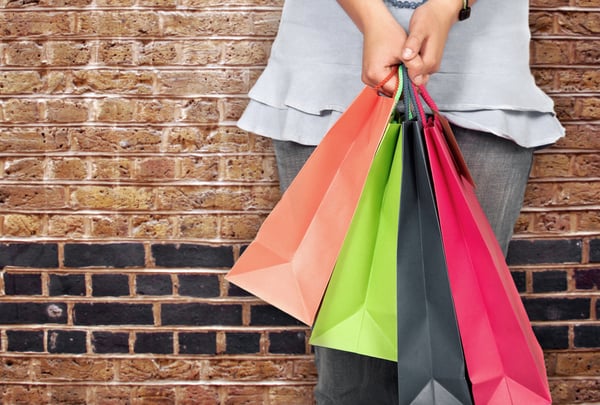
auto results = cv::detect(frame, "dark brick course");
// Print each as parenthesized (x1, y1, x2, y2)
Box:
(574, 268, 600, 290)
(510, 271, 526, 293)
(136, 274, 172, 295)
(7, 330, 44, 352)
(152, 244, 233, 268)
(532, 325, 569, 350)
(161, 303, 242, 326)
(91, 274, 130, 297)
(574, 325, 600, 348)
(74, 303, 153, 325)
(178, 274, 220, 297)
(134, 332, 173, 354)
(48, 330, 86, 354)
(4, 273, 42, 295)
(0, 243, 58, 269)
(532, 270, 568, 293)
(507, 239, 582, 265)
(0, 303, 67, 324)
(225, 332, 261, 354)
(92, 331, 130, 354)
(523, 298, 590, 321)
(589, 239, 600, 263)
(250, 305, 304, 326)
(49, 274, 86, 296)
(269, 331, 306, 354)
(178, 332, 217, 355)
(64, 243, 145, 268)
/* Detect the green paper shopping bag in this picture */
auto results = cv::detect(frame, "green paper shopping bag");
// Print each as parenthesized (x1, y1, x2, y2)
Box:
(309, 117, 403, 361)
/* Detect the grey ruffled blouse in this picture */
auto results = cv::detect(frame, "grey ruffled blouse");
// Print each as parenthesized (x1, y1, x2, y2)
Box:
(238, 0, 564, 148)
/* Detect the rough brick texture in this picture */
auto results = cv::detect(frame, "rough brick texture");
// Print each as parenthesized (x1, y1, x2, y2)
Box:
(0, 0, 598, 403)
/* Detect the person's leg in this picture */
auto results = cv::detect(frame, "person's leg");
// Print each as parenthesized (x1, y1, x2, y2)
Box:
(451, 125, 534, 254)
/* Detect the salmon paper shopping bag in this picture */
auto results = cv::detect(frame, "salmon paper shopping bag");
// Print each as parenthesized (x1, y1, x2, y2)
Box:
(225, 71, 400, 325)
(416, 86, 552, 405)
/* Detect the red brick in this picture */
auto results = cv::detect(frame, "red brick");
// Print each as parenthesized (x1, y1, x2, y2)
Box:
(0, 358, 32, 380)
(529, 12, 555, 35)
(220, 214, 264, 240)
(533, 212, 572, 233)
(139, 41, 178, 65)
(90, 215, 129, 237)
(176, 385, 220, 405)
(35, 358, 115, 381)
(162, 12, 253, 36)
(46, 41, 93, 66)
(179, 156, 219, 181)
(71, 186, 154, 210)
(199, 359, 292, 380)
(2, 99, 41, 123)
(178, 215, 220, 239)
(530, 40, 570, 65)
(118, 359, 200, 382)
(268, 385, 315, 405)
(3, 42, 43, 66)
(48, 215, 86, 237)
(1, 186, 67, 209)
(556, 124, 600, 149)
(91, 158, 133, 180)
(72, 70, 154, 95)
(3, 214, 44, 236)
(0, 72, 43, 93)
(70, 127, 162, 152)
(157, 71, 248, 96)
(0, 12, 75, 37)
(574, 40, 600, 64)
(48, 158, 88, 180)
(181, 41, 221, 65)
(0, 127, 69, 152)
(531, 153, 571, 178)
(131, 215, 175, 238)
(46, 99, 90, 123)
(557, 11, 600, 36)
(77, 12, 160, 36)
(4, 158, 44, 179)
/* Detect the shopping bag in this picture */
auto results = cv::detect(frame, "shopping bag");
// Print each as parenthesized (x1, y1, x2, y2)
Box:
(308, 118, 402, 361)
(417, 87, 552, 404)
(396, 117, 473, 405)
(395, 73, 473, 404)
(225, 73, 400, 325)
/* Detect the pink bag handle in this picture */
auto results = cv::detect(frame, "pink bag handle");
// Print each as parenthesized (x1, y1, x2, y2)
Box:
(412, 83, 476, 186)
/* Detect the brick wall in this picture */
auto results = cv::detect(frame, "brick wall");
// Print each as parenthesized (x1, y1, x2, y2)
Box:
(0, 0, 598, 403)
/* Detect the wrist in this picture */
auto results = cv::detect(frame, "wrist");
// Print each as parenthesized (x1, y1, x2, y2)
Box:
(458, 0, 471, 21)
(428, 0, 469, 22)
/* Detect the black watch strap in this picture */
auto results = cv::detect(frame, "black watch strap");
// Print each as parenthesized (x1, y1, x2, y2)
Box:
(458, 0, 471, 20)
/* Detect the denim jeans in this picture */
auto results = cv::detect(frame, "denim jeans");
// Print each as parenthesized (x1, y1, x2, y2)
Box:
(272, 125, 534, 405)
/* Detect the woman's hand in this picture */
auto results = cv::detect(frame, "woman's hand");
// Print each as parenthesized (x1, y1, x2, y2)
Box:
(337, 0, 407, 96)
(401, 0, 465, 86)
(338, 0, 474, 93)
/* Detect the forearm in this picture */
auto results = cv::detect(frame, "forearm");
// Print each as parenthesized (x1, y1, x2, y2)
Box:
(337, 0, 478, 30)
(335, 0, 396, 34)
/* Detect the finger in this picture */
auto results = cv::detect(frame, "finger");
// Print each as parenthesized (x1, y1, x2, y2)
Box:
(402, 56, 426, 86)
(402, 34, 423, 61)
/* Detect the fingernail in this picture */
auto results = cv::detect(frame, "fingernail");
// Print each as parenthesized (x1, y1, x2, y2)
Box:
(402, 48, 413, 59)
(414, 75, 423, 85)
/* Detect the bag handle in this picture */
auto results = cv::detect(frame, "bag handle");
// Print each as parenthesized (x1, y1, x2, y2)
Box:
(374, 67, 405, 106)
(401, 67, 475, 186)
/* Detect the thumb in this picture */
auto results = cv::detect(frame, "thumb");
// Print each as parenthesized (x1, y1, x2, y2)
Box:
(402, 34, 423, 61)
